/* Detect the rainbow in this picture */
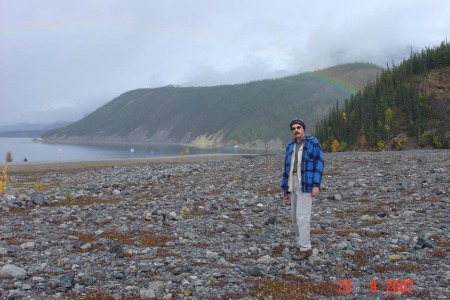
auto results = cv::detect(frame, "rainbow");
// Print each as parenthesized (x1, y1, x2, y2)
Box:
(306, 71, 358, 96)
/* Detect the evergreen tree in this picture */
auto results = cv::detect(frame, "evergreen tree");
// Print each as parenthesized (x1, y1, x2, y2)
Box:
(315, 40, 450, 150)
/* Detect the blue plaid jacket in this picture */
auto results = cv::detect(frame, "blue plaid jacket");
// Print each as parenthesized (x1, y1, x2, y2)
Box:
(281, 133, 324, 194)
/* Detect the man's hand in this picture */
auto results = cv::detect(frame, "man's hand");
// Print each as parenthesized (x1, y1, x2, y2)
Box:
(311, 186, 320, 198)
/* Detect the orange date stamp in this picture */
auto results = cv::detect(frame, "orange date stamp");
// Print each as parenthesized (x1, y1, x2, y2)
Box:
(338, 279, 414, 294)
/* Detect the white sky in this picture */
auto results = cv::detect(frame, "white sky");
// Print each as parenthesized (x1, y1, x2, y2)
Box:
(0, 0, 449, 127)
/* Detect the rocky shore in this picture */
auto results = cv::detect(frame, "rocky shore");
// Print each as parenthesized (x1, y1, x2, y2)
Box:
(0, 150, 449, 299)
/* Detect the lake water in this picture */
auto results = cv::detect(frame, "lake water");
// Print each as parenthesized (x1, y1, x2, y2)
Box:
(0, 137, 269, 163)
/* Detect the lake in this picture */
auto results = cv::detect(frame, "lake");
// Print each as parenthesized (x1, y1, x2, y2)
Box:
(0, 137, 269, 163)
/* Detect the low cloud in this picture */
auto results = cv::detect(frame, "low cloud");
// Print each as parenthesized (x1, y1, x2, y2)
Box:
(1, 0, 449, 126)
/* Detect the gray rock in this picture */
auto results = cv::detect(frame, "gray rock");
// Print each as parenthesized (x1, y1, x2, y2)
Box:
(30, 191, 45, 205)
(0, 264, 27, 279)
(246, 266, 263, 276)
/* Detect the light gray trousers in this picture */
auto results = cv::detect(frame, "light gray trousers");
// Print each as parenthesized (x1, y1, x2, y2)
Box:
(290, 175, 313, 250)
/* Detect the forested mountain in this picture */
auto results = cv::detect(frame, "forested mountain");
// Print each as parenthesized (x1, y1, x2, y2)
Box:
(315, 40, 450, 151)
(43, 63, 381, 148)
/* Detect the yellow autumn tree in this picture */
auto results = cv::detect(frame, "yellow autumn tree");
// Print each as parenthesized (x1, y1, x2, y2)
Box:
(331, 139, 341, 152)
(384, 107, 393, 133)
(0, 164, 8, 193)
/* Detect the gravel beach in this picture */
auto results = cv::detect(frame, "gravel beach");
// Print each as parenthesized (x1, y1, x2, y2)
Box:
(1, 150, 449, 299)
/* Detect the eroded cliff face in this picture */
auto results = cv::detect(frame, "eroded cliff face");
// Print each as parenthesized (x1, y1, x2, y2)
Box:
(44, 127, 185, 145)
(189, 132, 224, 148)
(44, 127, 285, 150)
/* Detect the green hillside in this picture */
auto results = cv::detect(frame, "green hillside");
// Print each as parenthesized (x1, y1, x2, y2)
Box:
(315, 40, 450, 151)
(43, 63, 381, 148)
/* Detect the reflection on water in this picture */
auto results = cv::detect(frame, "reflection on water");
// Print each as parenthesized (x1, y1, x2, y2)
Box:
(0, 137, 271, 163)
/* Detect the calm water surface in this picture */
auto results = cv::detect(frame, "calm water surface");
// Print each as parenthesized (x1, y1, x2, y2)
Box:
(0, 137, 267, 163)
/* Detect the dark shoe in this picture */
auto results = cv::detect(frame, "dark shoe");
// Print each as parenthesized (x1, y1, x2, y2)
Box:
(292, 249, 312, 261)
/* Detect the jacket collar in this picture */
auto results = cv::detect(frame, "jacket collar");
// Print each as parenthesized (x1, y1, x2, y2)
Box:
(291, 133, 310, 143)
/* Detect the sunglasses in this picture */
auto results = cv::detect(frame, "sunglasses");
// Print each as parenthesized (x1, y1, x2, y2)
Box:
(291, 126, 302, 131)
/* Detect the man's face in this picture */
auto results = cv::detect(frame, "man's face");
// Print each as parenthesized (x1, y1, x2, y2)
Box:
(291, 124, 304, 140)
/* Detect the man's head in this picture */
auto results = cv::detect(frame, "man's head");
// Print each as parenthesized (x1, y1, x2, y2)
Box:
(290, 118, 306, 141)
(290, 118, 305, 131)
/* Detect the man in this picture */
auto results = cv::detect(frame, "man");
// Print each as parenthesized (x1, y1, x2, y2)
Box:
(281, 118, 324, 261)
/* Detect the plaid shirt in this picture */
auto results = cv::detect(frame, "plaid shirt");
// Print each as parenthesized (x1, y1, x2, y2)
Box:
(281, 133, 324, 194)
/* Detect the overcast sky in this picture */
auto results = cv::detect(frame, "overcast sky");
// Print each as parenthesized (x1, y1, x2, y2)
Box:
(1, 0, 449, 127)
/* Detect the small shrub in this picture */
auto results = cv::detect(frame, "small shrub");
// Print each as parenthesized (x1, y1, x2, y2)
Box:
(5, 151, 12, 163)
(339, 141, 348, 152)
(432, 135, 443, 148)
(377, 140, 385, 152)
(396, 136, 408, 150)
(0, 164, 8, 193)
(419, 130, 444, 149)
(64, 190, 76, 205)
(34, 181, 45, 191)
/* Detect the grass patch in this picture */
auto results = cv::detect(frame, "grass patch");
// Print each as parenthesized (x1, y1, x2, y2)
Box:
(246, 276, 339, 299)
(271, 245, 285, 257)
(347, 249, 369, 266)
(311, 228, 327, 234)
(335, 229, 388, 238)
(335, 230, 351, 237)
(362, 219, 384, 226)
(100, 229, 175, 247)
(226, 257, 241, 263)
(0, 207, 31, 217)
(424, 196, 441, 202)
(374, 262, 422, 273)
(334, 209, 359, 218)
(192, 242, 210, 248)
(435, 240, 450, 250)
(335, 209, 383, 218)
(74, 232, 97, 243)
(256, 184, 281, 195)
(429, 234, 442, 241)
(155, 247, 177, 258)
(430, 249, 447, 258)
(183, 209, 207, 218)
(47, 195, 113, 207)
(6, 234, 35, 245)
(362, 231, 389, 238)
(218, 291, 248, 299)
(71, 290, 140, 300)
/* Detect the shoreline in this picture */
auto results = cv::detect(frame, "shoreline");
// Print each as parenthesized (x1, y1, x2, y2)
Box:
(4, 148, 450, 173)
(5, 153, 267, 173)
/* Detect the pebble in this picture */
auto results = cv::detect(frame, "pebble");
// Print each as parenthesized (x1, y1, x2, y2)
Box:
(0, 150, 449, 299)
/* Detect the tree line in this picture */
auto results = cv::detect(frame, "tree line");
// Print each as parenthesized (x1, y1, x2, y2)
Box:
(314, 40, 450, 151)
